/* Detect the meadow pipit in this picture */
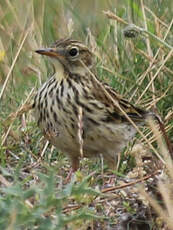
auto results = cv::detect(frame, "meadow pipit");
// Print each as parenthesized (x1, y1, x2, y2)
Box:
(33, 38, 152, 171)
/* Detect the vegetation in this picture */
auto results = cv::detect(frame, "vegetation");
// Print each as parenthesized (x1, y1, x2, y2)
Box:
(0, 0, 173, 229)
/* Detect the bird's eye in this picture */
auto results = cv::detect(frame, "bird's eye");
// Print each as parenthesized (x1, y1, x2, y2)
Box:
(69, 47, 79, 57)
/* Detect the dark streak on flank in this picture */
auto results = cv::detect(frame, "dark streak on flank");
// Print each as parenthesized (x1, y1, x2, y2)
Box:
(87, 117, 100, 126)
(74, 87, 93, 113)
(53, 111, 58, 123)
(60, 80, 64, 97)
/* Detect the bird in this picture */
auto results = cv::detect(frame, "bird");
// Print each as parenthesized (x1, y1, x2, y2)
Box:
(33, 38, 152, 172)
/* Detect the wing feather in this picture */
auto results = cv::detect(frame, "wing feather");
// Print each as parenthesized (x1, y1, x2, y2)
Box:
(90, 75, 149, 123)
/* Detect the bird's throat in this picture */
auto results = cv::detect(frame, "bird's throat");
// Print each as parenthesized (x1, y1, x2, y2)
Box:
(51, 58, 89, 81)
(51, 59, 66, 81)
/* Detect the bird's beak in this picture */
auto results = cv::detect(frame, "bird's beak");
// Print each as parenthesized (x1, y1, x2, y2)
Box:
(35, 48, 64, 58)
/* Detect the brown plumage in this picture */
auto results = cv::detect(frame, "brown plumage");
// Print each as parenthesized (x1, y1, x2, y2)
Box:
(33, 38, 151, 171)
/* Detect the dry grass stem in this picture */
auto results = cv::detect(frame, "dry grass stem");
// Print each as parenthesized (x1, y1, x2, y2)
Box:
(141, 0, 155, 106)
(136, 48, 173, 103)
(148, 119, 173, 176)
(102, 170, 160, 193)
(78, 106, 84, 158)
(0, 28, 30, 100)
(103, 10, 128, 25)
(2, 88, 34, 145)
(40, 140, 50, 158)
(144, 6, 169, 28)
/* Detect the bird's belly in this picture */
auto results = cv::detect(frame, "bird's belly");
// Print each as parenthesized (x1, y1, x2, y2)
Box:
(34, 109, 80, 155)
(36, 112, 137, 163)
(84, 123, 137, 159)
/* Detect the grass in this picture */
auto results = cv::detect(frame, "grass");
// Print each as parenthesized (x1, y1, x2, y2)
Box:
(0, 0, 173, 229)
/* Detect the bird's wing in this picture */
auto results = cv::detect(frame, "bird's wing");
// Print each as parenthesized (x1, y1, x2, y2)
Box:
(90, 76, 148, 123)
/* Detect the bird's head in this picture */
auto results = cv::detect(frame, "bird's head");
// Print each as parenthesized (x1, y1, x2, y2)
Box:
(35, 38, 94, 75)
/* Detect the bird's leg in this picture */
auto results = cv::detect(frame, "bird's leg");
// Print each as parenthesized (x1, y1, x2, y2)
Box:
(103, 157, 118, 187)
(64, 156, 79, 184)
(71, 156, 80, 171)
